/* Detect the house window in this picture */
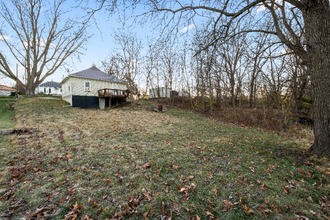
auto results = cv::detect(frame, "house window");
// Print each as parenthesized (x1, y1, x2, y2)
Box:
(85, 81, 91, 92)
(60, 89, 62, 92)
(113, 84, 118, 95)
(49, 88, 51, 94)
(44, 88, 46, 93)
(68, 86, 70, 92)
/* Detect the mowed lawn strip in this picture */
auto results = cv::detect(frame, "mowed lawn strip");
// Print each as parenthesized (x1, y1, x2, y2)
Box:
(0, 97, 16, 129)
(0, 97, 329, 219)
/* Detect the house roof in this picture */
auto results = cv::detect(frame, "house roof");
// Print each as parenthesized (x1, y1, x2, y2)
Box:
(0, 85, 16, 91)
(61, 66, 125, 84)
(39, 81, 62, 88)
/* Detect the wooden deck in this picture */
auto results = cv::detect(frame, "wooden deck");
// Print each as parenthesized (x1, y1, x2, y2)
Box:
(98, 89, 128, 109)
(98, 89, 128, 98)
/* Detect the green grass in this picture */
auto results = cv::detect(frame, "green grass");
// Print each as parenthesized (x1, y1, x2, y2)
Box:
(35, 94, 62, 98)
(0, 98, 329, 219)
(0, 97, 16, 129)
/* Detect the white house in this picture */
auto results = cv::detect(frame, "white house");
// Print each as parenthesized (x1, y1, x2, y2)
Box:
(35, 81, 62, 95)
(149, 87, 171, 98)
(60, 65, 127, 108)
(0, 85, 16, 96)
(178, 91, 189, 97)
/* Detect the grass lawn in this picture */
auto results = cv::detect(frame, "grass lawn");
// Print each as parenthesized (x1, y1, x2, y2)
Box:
(0, 97, 16, 129)
(0, 98, 329, 219)
(35, 94, 62, 98)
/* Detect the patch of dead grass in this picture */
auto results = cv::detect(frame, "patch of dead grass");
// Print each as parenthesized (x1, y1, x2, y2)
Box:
(0, 98, 329, 219)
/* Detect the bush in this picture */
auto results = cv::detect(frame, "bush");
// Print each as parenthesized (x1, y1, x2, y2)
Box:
(10, 91, 22, 96)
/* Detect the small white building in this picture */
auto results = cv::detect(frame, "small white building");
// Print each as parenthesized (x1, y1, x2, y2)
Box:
(149, 87, 171, 98)
(0, 85, 16, 96)
(35, 81, 62, 95)
(178, 91, 189, 97)
(60, 65, 127, 108)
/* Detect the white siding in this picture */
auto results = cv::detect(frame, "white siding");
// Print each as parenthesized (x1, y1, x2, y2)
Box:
(149, 87, 171, 98)
(178, 91, 188, 97)
(37, 86, 62, 95)
(70, 77, 126, 97)
(0, 90, 12, 96)
(61, 78, 72, 105)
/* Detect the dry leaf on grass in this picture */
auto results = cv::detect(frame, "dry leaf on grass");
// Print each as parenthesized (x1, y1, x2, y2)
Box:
(243, 204, 253, 215)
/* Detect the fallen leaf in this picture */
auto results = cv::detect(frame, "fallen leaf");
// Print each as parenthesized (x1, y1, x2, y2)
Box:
(173, 165, 179, 170)
(143, 211, 148, 220)
(173, 203, 179, 212)
(67, 155, 73, 159)
(206, 210, 214, 217)
(307, 196, 313, 203)
(283, 186, 290, 194)
(188, 175, 194, 180)
(243, 204, 253, 215)
(92, 201, 98, 207)
(212, 188, 218, 194)
(223, 200, 233, 209)
(143, 162, 151, 169)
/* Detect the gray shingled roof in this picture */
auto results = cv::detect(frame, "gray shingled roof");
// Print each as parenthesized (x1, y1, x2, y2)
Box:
(69, 66, 125, 84)
(39, 81, 62, 88)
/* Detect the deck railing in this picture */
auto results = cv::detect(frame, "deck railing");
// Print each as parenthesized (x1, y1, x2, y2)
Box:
(98, 89, 128, 98)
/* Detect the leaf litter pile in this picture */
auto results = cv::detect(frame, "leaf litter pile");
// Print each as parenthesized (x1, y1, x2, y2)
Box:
(0, 98, 330, 219)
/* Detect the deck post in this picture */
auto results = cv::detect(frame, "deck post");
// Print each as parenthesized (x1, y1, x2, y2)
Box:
(99, 98, 105, 110)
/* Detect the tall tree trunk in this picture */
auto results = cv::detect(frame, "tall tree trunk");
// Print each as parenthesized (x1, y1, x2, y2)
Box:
(305, 3, 330, 157)
(249, 77, 255, 108)
(25, 83, 36, 98)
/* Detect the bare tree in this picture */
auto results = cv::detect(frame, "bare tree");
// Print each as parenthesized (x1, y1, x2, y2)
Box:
(219, 33, 248, 107)
(0, 0, 89, 97)
(144, 42, 158, 97)
(286, 53, 310, 111)
(161, 46, 177, 91)
(118, 0, 330, 157)
(246, 32, 270, 107)
(102, 31, 142, 98)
